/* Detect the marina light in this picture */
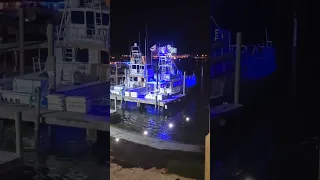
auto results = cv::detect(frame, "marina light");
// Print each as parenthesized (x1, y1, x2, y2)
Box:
(143, 130, 148, 135)
(185, 117, 190, 122)
(115, 137, 120, 142)
(168, 123, 174, 128)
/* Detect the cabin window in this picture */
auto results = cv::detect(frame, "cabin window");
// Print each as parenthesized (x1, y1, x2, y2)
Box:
(102, 13, 109, 25)
(71, 11, 85, 24)
(86, 11, 94, 25)
(141, 66, 144, 69)
(130, 77, 133, 81)
(132, 65, 136, 69)
(134, 77, 138, 81)
(166, 83, 170, 88)
(76, 49, 89, 62)
(100, 51, 109, 64)
(141, 78, 144, 82)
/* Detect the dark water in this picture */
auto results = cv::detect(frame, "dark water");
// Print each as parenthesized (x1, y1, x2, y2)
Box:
(212, 74, 278, 180)
(110, 58, 211, 145)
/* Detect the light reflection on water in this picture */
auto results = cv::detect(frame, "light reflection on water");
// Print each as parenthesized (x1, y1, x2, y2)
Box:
(110, 94, 206, 145)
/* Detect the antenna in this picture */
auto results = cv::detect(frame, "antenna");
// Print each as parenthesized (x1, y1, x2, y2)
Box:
(145, 38, 147, 64)
(138, 32, 141, 48)
(129, 37, 131, 56)
(145, 24, 148, 63)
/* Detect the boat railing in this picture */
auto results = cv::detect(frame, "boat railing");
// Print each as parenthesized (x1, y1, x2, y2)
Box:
(57, 27, 108, 44)
(229, 45, 248, 54)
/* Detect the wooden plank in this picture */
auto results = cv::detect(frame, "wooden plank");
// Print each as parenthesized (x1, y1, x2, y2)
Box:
(0, 103, 109, 131)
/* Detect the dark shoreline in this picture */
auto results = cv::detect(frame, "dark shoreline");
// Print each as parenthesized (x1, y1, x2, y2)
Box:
(110, 137, 205, 179)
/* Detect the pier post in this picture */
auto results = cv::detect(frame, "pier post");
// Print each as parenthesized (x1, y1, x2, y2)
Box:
(47, 23, 56, 89)
(201, 66, 204, 92)
(14, 111, 23, 159)
(183, 71, 186, 95)
(234, 32, 242, 104)
(34, 87, 41, 168)
(205, 133, 210, 180)
(19, 8, 25, 75)
(124, 69, 127, 86)
(155, 95, 158, 112)
(115, 63, 118, 85)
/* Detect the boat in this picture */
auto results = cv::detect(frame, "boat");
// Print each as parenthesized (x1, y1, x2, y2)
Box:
(110, 42, 196, 101)
(0, 0, 111, 114)
(211, 27, 276, 101)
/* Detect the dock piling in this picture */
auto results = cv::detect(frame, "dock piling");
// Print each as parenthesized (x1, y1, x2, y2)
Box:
(155, 95, 158, 112)
(115, 63, 118, 85)
(34, 87, 41, 168)
(14, 111, 23, 159)
(234, 32, 242, 104)
(201, 66, 204, 92)
(47, 23, 56, 89)
(19, 8, 25, 75)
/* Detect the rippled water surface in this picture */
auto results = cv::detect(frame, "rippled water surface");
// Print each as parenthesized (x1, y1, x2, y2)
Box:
(110, 59, 211, 145)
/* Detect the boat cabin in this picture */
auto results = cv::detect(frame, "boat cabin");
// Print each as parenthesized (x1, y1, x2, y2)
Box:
(55, 0, 110, 86)
(145, 78, 182, 95)
(127, 64, 154, 88)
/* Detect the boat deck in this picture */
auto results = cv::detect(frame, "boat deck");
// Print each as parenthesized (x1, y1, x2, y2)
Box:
(0, 102, 109, 131)
(110, 94, 185, 107)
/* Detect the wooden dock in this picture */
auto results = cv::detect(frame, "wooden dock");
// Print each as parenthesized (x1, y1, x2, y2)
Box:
(0, 102, 202, 153)
(110, 94, 185, 107)
(0, 151, 23, 175)
(0, 102, 109, 131)
(110, 125, 203, 153)
(210, 103, 242, 118)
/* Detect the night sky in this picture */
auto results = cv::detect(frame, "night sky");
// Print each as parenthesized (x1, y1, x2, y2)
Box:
(211, 0, 273, 44)
(111, 0, 210, 55)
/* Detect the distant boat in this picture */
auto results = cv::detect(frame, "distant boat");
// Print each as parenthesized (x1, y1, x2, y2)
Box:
(210, 28, 276, 100)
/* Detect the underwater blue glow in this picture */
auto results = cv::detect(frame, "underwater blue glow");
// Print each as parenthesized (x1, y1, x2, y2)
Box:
(186, 76, 197, 88)
(157, 132, 171, 141)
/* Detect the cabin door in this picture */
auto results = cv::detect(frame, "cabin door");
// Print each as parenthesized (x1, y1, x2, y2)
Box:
(86, 11, 95, 37)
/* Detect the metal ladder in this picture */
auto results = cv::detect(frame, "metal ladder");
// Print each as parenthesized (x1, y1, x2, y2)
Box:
(214, 29, 222, 41)
(159, 56, 167, 80)
(32, 57, 42, 73)
(57, 0, 70, 43)
(64, 47, 73, 61)
(211, 76, 226, 99)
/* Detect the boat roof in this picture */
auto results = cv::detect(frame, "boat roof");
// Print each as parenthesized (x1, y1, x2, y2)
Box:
(0, 41, 47, 52)
(14, 72, 48, 81)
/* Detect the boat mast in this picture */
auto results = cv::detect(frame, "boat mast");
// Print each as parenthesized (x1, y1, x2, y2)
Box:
(138, 32, 141, 49)
(145, 24, 148, 64)
(144, 38, 147, 64)
(129, 37, 131, 57)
